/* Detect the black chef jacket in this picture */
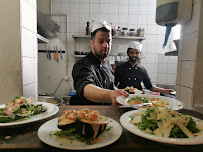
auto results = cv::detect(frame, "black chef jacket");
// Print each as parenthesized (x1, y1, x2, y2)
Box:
(114, 61, 152, 90)
(70, 51, 114, 105)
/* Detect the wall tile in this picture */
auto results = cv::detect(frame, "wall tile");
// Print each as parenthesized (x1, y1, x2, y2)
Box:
(70, 3, 80, 13)
(61, 3, 70, 13)
(80, 3, 89, 13)
(109, 4, 118, 14)
(157, 73, 167, 84)
(22, 57, 35, 85)
(129, 0, 138, 5)
(167, 63, 177, 74)
(100, 4, 109, 14)
(52, 3, 61, 13)
(157, 64, 167, 74)
(181, 32, 198, 61)
(119, 5, 128, 15)
(138, 5, 148, 15)
(90, 4, 100, 13)
(128, 5, 138, 15)
(21, 28, 34, 57)
(80, 13, 90, 23)
(179, 86, 193, 109)
(180, 61, 195, 88)
(137, 15, 148, 24)
(23, 83, 35, 98)
(139, 0, 148, 5)
(21, 0, 34, 31)
(167, 73, 176, 84)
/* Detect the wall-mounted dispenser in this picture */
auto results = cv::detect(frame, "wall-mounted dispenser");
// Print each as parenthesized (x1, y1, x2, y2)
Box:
(156, 0, 193, 49)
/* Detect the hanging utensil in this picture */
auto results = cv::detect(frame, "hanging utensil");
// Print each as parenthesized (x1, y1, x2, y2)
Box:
(53, 46, 56, 60)
(48, 47, 51, 59)
(60, 48, 63, 59)
(56, 45, 59, 63)
(45, 44, 49, 59)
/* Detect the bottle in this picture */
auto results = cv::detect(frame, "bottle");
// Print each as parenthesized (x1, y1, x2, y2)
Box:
(117, 26, 121, 36)
(110, 23, 113, 36)
(86, 21, 90, 35)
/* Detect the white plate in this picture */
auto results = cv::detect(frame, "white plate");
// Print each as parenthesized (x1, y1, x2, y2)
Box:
(120, 110, 203, 145)
(38, 117, 122, 150)
(0, 102, 59, 127)
(116, 94, 184, 110)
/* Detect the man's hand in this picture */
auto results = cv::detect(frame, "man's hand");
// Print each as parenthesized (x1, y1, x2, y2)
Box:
(111, 89, 129, 106)
(163, 89, 175, 95)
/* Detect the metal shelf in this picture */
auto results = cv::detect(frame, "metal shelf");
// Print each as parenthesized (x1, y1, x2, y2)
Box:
(37, 34, 49, 43)
(72, 35, 146, 41)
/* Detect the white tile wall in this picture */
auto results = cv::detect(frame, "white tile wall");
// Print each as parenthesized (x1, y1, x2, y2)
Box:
(179, 86, 193, 109)
(21, 0, 38, 99)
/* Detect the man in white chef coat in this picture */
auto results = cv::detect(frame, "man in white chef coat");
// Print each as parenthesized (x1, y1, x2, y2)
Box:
(115, 41, 174, 94)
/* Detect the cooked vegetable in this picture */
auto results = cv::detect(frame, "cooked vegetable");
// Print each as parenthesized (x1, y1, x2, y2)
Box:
(130, 107, 203, 138)
(0, 96, 47, 123)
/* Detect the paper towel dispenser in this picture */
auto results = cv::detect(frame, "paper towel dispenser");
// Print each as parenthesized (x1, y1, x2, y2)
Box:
(156, 0, 193, 26)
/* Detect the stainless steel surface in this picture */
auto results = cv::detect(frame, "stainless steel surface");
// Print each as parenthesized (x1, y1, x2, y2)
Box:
(38, 96, 61, 105)
(37, 9, 60, 38)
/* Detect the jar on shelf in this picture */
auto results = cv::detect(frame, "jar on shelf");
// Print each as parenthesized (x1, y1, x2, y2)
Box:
(121, 27, 129, 36)
(129, 29, 136, 36)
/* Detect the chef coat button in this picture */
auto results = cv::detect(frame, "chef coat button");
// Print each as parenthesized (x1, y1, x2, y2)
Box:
(129, 68, 131, 70)
(135, 68, 137, 69)
(134, 78, 136, 80)
(128, 78, 130, 80)
(109, 79, 111, 82)
(100, 64, 102, 67)
(104, 80, 107, 83)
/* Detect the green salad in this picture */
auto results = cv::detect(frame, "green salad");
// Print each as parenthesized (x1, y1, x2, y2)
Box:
(127, 96, 149, 103)
(130, 107, 203, 138)
(0, 96, 47, 123)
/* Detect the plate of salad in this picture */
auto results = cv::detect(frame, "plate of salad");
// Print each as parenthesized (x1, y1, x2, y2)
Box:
(38, 108, 122, 150)
(116, 94, 184, 110)
(120, 107, 203, 145)
(0, 96, 59, 127)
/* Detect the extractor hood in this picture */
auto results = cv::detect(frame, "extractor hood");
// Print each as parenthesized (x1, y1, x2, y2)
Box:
(37, 9, 60, 38)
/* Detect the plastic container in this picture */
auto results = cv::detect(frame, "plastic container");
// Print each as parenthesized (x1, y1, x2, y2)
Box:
(129, 29, 136, 36)
(121, 28, 129, 36)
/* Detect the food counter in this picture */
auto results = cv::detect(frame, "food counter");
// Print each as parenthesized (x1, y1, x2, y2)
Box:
(0, 106, 203, 152)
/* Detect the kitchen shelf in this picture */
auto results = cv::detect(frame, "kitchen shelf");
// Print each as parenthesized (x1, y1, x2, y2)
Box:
(72, 35, 146, 41)
(37, 34, 49, 43)
(165, 50, 178, 56)
(72, 55, 86, 58)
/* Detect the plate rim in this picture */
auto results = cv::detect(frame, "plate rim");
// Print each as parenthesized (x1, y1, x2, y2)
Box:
(116, 94, 185, 110)
(38, 117, 122, 150)
(120, 110, 203, 145)
(0, 102, 59, 127)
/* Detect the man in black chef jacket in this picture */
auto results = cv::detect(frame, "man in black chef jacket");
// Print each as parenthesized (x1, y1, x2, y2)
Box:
(114, 41, 173, 94)
(70, 20, 128, 105)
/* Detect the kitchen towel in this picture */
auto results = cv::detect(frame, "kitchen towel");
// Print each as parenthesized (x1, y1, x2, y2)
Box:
(162, 24, 173, 49)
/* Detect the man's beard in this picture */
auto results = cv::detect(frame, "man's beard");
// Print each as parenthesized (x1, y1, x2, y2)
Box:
(94, 46, 109, 59)
(129, 56, 139, 63)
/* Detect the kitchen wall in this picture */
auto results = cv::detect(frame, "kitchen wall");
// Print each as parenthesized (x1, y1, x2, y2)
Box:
(0, 0, 38, 104)
(21, 0, 38, 100)
(38, 0, 177, 98)
(176, 0, 203, 113)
